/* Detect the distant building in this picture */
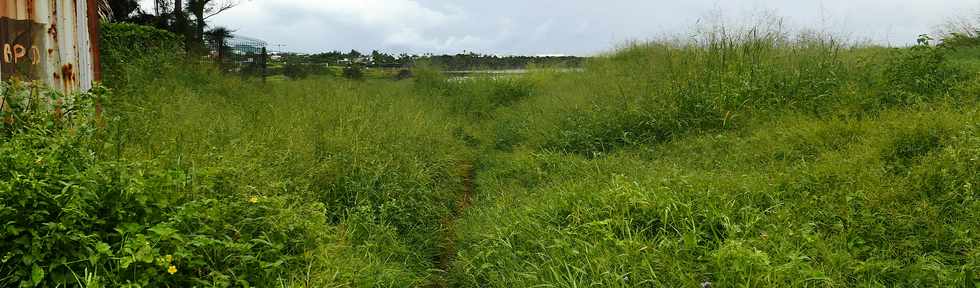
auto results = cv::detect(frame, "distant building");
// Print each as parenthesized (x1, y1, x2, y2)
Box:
(338, 56, 373, 66)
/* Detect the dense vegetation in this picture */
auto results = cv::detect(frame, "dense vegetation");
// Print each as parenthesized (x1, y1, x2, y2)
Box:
(2, 23, 980, 287)
(284, 50, 585, 70)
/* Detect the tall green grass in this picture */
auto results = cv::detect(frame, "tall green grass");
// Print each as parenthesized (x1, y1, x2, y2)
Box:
(5, 22, 980, 287)
(444, 28, 980, 287)
(106, 66, 476, 286)
(452, 109, 980, 287)
(482, 29, 971, 157)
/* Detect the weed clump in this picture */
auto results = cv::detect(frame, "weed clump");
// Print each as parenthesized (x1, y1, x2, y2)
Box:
(0, 83, 333, 287)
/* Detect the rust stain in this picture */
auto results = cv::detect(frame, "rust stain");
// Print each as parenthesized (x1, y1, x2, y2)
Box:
(26, 0, 35, 20)
(60, 63, 74, 89)
(2, 0, 100, 92)
(2, 0, 10, 18)
(86, 0, 100, 82)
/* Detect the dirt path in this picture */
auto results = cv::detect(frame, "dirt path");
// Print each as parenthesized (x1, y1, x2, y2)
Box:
(430, 161, 475, 287)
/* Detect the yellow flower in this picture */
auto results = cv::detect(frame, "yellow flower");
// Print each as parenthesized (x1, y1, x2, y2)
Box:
(165, 255, 173, 263)
(248, 196, 259, 204)
(167, 265, 177, 275)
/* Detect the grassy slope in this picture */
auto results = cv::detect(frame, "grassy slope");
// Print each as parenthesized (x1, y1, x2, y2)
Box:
(107, 40, 979, 286)
(105, 67, 475, 286)
(453, 109, 980, 286)
(12, 30, 977, 286)
(446, 40, 980, 286)
(106, 36, 980, 287)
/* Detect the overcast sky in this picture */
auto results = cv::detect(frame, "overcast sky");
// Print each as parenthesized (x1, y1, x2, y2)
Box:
(144, 0, 980, 55)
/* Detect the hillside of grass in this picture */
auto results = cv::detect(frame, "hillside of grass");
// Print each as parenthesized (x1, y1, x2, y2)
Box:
(2, 24, 979, 287)
(438, 32, 980, 287)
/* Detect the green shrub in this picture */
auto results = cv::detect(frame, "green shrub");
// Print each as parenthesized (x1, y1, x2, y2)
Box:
(0, 84, 331, 287)
(342, 65, 364, 80)
(283, 56, 312, 79)
(100, 23, 183, 90)
(0, 81, 106, 135)
(940, 33, 980, 48)
(877, 37, 963, 107)
(1, 85, 115, 287)
(394, 69, 414, 80)
(881, 124, 950, 173)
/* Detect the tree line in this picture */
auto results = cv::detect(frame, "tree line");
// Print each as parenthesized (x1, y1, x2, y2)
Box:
(287, 50, 586, 70)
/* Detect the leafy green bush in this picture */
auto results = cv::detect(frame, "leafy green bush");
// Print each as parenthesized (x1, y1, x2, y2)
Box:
(877, 39, 963, 107)
(283, 56, 312, 79)
(1, 84, 111, 287)
(940, 32, 980, 48)
(0, 83, 333, 287)
(342, 65, 364, 80)
(394, 69, 414, 80)
(100, 23, 183, 90)
(1, 81, 104, 135)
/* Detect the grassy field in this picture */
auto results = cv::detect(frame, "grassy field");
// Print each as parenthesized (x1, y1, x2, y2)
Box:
(2, 25, 980, 287)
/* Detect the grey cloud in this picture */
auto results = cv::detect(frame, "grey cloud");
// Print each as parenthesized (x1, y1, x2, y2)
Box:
(189, 0, 979, 55)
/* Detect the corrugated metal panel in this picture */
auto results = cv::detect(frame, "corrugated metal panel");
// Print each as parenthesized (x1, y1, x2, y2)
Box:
(0, 0, 100, 93)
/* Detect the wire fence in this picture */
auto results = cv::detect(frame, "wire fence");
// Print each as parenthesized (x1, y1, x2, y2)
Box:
(202, 33, 270, 79)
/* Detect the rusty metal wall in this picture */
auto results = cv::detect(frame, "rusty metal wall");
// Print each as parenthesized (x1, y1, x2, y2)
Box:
(0, 0, 100, 93)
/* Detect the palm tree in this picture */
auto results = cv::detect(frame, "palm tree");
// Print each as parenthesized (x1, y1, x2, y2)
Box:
(94, 0, 140, 21)
(96, 0, 112, 19)
(205, 26, 235, 68)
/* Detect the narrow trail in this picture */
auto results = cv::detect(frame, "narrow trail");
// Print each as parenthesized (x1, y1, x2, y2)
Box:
(430, 160, 476, 288)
